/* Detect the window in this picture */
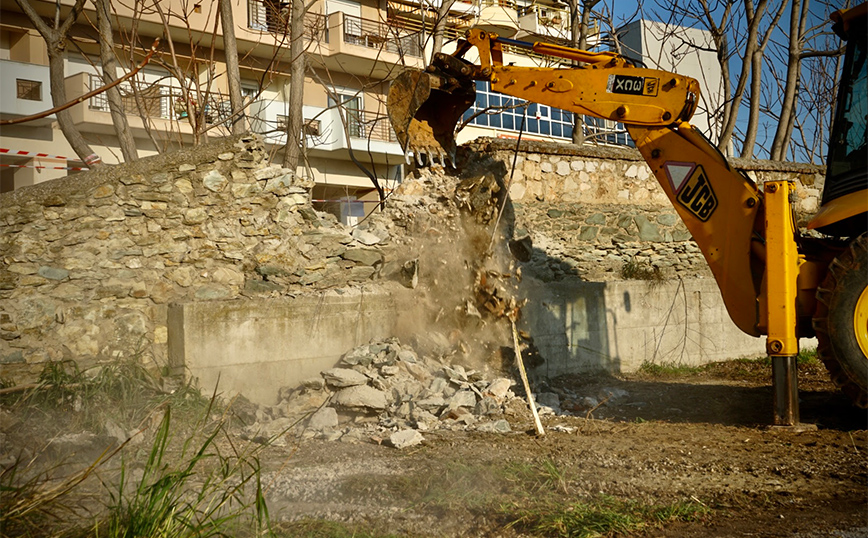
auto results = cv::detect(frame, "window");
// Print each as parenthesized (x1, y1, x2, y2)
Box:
(328, 93, 362, 138)
(16, 79, 41, 101)
(463, 81, 632, 147)
(304, 119, 321, 136)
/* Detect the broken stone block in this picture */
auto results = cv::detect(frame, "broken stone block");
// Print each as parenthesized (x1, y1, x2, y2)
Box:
(477, 419, 512, 433)
(322, 368, 369, 388)
(342, 247, 384, 266)
(536, 392, 561, 412)
(443, 364, 468, 382)
(448, 390, 477, 409)
(474, 396, 502, 416)
(389, 429, 424, 449)
(331, 385, 387, 410)
(484, 378, 513, 401)
(397, 349, 418, 363)
(352, 228, 381, 246)
(597, 387, 629, 402)
(308, 407, 339, 432)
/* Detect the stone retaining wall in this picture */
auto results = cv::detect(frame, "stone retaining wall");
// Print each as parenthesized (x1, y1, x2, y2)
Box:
(0, 135, 388, 380)
(465, 138, 825, 280)
(1, 135, 825, 384)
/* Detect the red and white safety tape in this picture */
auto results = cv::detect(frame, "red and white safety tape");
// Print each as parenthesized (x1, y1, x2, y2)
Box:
(0, 149, 71, 160)
(0, 164, 89, 171)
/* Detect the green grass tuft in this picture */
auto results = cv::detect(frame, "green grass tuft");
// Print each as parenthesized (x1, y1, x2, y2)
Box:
(620, 258, 665, 282)
(638, 361, 708, 377)
(275, 519, 409, 538)
(505, 495, 709, 537)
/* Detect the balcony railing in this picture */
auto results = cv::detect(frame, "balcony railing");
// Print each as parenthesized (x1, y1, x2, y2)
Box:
(247, 0, 327, 40)
(342, 14, 423, 58)
(88, 75, 239, 127)
(353, 110, 397, 143)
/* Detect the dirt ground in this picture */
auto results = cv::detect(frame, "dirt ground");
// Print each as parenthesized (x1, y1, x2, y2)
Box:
(251, 360, 868, 537)
(3, 356, 865, 537)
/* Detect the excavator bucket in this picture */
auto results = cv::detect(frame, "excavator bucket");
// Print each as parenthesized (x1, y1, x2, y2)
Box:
(387, 68, 476, 166)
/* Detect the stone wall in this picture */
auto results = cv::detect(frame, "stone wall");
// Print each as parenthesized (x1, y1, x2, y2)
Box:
(1, 134, 825, 385)
(0, 135, 389, 381)
(464, 138, 825, 281)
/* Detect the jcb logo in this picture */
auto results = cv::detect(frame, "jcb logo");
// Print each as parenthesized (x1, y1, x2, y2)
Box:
(677, 166, 717, 221)
(608, 75, 659, 97)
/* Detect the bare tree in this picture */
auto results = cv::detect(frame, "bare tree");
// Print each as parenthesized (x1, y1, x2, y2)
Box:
(769, 0, 811, 160)
(95, 0, 138, 161)
(14, 0, 102, 166)
(220, 0, 246, 135)
(567, 0, 602, 146)
(430, 0, 458, 61)
(284, 0, 310, 171)
(740, 0, 787, 158)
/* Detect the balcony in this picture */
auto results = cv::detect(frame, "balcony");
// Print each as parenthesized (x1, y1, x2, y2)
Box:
(61, 72, 241, 139)
(247, 2, 328, 41)
(245, 1, 426, 79)
(0, 60, 55, 127)
(249, 99, 403, 165)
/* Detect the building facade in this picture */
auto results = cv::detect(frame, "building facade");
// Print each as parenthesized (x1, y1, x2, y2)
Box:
(0, 0, 721, 221)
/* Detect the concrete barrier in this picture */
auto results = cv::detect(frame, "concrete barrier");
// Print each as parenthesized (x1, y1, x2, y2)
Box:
(519, 277, 771, 378)
(168, 277, 812, 405)
(168, 289, 410, 405)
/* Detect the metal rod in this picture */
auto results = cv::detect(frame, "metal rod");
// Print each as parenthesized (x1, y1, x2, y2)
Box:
(772, 355, 799, 426)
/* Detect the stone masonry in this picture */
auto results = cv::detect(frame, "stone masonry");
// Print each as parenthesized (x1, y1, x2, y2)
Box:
(1, 134, 825, 384)
(465, 138, 825, 281)
(0, 135, 388, 381)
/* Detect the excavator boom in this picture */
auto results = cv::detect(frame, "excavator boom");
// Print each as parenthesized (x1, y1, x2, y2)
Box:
(387, 26, 868, 424)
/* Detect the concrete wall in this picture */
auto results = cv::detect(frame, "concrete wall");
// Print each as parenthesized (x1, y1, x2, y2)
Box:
(520, 278, 768, 378)
(168, 290, 410, 405)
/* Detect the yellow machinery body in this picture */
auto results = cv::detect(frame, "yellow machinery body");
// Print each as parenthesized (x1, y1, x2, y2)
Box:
(387, 6, 868, 423)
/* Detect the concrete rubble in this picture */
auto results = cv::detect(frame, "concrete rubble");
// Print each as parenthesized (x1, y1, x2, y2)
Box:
(238, 337, 629, 448)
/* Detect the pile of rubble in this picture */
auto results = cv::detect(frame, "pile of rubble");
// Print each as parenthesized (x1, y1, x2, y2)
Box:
(238, 337, 630, 449)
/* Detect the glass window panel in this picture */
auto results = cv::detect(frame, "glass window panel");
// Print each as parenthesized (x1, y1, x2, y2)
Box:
(503, 114, 514, 130)
(528, 118, 539, 133)
(527, 103, 537, 116)
(490, 114, 501, 128)
(551, 108, 561, 122)
(540, 121, 550, 135)
(552, 123, 562, 137)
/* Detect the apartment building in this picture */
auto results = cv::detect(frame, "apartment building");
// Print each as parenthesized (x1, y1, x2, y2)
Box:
(0, 0, 720, 221)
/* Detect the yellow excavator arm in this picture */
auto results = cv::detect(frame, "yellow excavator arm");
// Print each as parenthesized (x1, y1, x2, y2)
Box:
(389, 29, 788, 339)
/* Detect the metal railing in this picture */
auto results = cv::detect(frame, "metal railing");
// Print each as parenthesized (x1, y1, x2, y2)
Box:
(342, 14, 423, 58)
(247, 0, 327, 41)
(88, 76, 238, 127)
(353, 110, 397, 143)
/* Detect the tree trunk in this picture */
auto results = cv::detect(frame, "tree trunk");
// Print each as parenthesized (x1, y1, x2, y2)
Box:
(431, 0, 457, 62)
(219, 0, 246, 135)
(740, 50, 763, 158)
(770, 0, 809, 161)
(15, 0, 100, 166)
(283, 0, 306, 171)
(740, 0, 785, 158)
(95, 0, 137, 161)
(570, 0, 599, 145)
(716, 0, 766, 155)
